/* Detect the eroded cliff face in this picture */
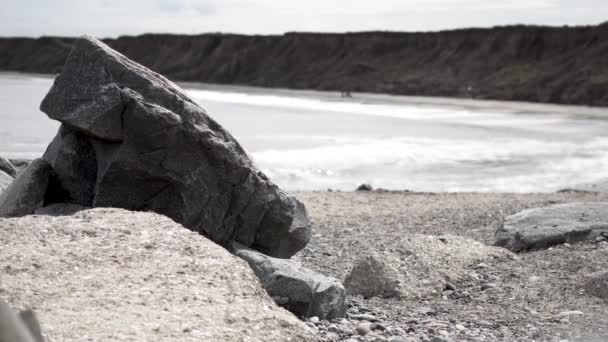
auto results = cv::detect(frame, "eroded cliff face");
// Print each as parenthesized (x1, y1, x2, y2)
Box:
(1, 24, 608, 106)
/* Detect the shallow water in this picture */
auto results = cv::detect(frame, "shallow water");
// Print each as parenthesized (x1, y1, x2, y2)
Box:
(2, 73, 608, 192)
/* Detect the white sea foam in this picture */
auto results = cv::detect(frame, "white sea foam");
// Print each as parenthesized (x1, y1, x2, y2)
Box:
(3, 74, 608, 192)
(250, 136, 608, 191)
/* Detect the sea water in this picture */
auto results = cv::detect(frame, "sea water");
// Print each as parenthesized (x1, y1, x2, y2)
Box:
(2, 73, 608, 192)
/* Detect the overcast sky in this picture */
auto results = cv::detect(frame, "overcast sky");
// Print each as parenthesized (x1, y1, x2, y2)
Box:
(1, 0, 607, 37)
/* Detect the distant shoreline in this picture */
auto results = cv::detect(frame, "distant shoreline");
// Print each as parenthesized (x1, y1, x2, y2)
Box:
(4, 70, 608, 121)
(1, 24, 608, 107)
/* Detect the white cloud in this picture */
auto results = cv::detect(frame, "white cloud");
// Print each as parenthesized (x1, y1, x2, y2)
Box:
(0, 0, 606, 37)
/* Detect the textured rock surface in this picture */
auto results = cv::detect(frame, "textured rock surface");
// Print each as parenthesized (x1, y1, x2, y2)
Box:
(494, 202, 608, 252)
(0, 159, 51, 217)
(343, 253, 404, 298)
(584, 271, 608, 300)
(235, 244, 346, 320)
(0, 209, 314, 341)
(0, 157, 17, 178)
(0, 170, 12, 194)
(25, 35, 311, 258)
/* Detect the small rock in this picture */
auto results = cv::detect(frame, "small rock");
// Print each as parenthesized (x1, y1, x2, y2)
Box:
(309, 316, 320, 324)
(431, 336, 448, 342)
(340, 327, 355, 336)
(557, 310, 584, 317)
(455, 324, 466, 331)
(349, 313, 378, 321)
(325, 332, 340, 340)
(477, 320, 493, 328)
(356, 184, 373, 191)
(480, 283, 497, 291)
(344, 252, 405, 299)
(445, 283, 456, 291)
(235, 244, 346, 319)
(389, 337, 407, 342)
(0, 159, 51, 217)
(583, 271, 608, 299)
(356, 322, 372, 336)
(370, 322, 387, 331)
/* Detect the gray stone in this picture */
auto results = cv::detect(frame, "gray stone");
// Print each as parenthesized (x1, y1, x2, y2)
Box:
(389, 337, 407, 342)
(0, 159, 51, 217)
(344, 253, 403, 298)
(431, 337, 449, 342)
(356, 184, 373, 191)
(31, 35, 311, 258)
(0, 209, 313, 341)
(494, 202, 608, 252)
(234, 243, 346, 319)
(0, 170, 12, 194)
(584, 271, 608, 300)
(0, 156, 17, 178)
(356, 322, 372, 336)
(43, 126, 97, 205)
(0, 299, 37, 342)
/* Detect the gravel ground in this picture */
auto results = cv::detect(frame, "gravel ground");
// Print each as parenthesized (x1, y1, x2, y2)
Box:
(295, 191, 608, 342)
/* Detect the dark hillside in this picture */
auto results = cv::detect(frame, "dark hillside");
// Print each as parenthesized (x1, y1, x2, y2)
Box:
(1, 24, 608, 106)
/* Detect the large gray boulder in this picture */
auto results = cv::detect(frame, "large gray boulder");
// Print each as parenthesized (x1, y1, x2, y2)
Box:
(0, 157, 17, 178)
(494, 202, 608, 252)
(0, 159, 51, 217)
(4, 35, 312, 258)
(234, 243, 346, 320)
(0, 209, 314, 341)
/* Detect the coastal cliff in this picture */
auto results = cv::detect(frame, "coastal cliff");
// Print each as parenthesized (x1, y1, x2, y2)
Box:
(1, 24, 608, 106)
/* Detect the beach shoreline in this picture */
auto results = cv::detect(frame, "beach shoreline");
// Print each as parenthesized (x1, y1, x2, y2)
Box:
(4, 71, 608, 120)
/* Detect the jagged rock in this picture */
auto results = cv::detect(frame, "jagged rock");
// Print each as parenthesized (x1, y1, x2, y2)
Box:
(0, 170, 12, 194)
(494, 202, 608, 252)
(0, 299, 37, 342)
(43, 126, 98, 205)
(0, 157, 17, 178)
(0, 159, 51, 217)
(344, 253, 404, 299)
(234, 243, 346, 319)
(11, 35, 313, 258)
(584, 271, 608, 300)
(0, 209, 314, 341)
